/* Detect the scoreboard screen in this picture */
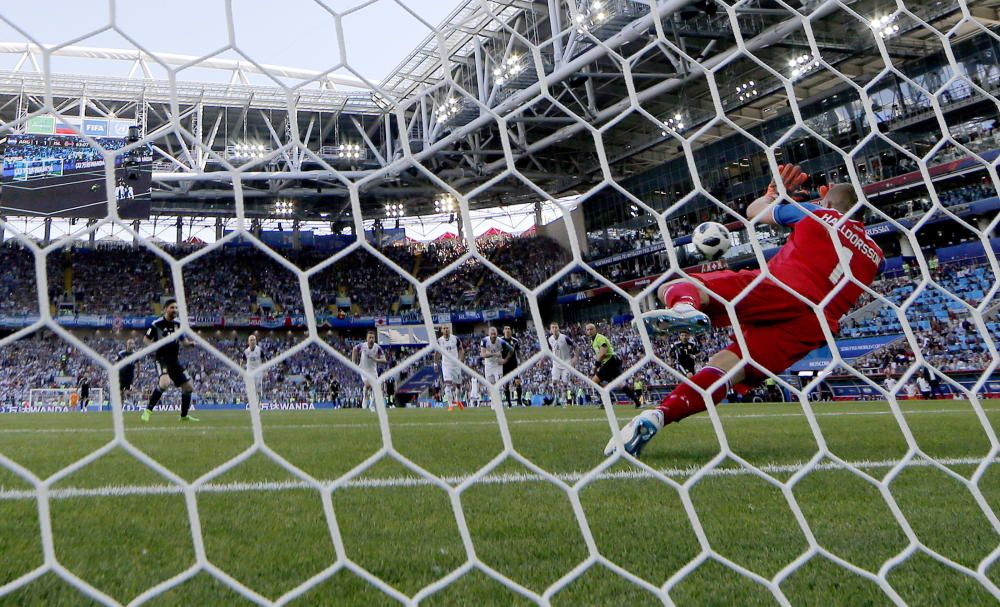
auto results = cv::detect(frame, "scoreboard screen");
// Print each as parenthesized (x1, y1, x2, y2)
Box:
(0, 134, 153, 219)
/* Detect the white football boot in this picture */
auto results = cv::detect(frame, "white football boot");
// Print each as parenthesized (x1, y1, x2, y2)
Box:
(604, 409, 665, 458)
(642, 303, 711, 336)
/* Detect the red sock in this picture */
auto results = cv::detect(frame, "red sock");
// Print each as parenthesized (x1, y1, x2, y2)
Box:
(658, 366, 729, 424)
(661, 282, 701, 309)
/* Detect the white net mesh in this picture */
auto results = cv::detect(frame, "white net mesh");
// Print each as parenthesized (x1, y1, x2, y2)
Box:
(0, 0, 998, 604)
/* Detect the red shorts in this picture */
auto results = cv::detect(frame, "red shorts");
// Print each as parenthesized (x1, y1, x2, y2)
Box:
(689, 270, 835, 386)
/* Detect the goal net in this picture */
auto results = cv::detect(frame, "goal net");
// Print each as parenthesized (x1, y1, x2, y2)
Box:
(27, 388, 105, 411)
(0, 0, 997, 605)
(11, 158, 65, 181)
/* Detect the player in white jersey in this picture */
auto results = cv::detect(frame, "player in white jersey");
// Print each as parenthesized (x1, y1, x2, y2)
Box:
(480, 326, 508, 385)
(469, 376, 481, 407)
(244, 334, 265, 401)
(436, 325, 464, 406)
(547, 323, 577, 405)
(352, 331, 387, 410)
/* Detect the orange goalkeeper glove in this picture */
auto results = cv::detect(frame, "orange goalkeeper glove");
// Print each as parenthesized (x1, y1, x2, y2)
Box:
(765, 164, 810, 199)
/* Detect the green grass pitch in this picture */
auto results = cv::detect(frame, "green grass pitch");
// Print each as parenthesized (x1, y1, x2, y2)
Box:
(0, 399, 998, 606)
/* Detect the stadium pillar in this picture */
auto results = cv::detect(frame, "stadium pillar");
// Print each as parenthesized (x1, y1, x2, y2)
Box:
(292, 219, 301, 250)
(176, 216, 183, 245)
(43, 218, 51, 246)
(898, 234, 914, 257)
(547, 0, 564, 64)
(87, 219, 97, 247)
(0, 216, 5, 245)
(215, 217, 223, 241)
(473, 39, 487, 105)
(131, 220, 140, 245)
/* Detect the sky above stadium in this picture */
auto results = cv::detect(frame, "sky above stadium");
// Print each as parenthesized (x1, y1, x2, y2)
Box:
(0, 0, 457, 86)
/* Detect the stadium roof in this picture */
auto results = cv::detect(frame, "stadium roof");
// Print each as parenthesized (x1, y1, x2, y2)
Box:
(0, 0, 996, 223)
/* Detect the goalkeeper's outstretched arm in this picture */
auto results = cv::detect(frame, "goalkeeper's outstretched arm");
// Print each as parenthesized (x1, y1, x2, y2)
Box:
(747, 164, 811, 225)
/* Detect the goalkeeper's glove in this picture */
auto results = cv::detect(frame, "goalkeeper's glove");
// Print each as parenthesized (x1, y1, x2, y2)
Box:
(765, 164, 810, 200)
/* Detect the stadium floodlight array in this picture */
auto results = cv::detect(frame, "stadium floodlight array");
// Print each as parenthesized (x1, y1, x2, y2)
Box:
(735, 80, 758, 102)
(227, 143, 270, 160)
(574, 0, 613, 33)
(0, 0, 998, 605)
(435, 96, 462, 123)
(788, 52, 821, 80)
(337, 143, 363, 160)
(661, 113, 685, 135)
(871, 14, 902, 39)
(385, 202, 405, 218)
(434, 195, 456, 214)
(274, 200, 295, 216)
(492, 54, 525, 86)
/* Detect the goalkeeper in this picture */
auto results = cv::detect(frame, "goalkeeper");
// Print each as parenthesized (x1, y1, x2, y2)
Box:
(607, 165, 884, 457)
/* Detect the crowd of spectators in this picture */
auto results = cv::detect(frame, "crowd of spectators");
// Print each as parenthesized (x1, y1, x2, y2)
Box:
(863, 180, 997, 225)
(0, 234, 571, 319)
(310, 249, 414, 316)
(0, 244, 37, 315)
(182, 247, 304, 317)
(49, 245, 163, 316)
(839, 258, 998, 376)
(2, 170, 993, 322)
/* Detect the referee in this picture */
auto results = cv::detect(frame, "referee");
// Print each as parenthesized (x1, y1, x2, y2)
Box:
(585, 323, 641, 407)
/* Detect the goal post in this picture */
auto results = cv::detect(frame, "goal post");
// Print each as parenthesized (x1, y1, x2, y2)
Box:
(12, 158, 65, 181)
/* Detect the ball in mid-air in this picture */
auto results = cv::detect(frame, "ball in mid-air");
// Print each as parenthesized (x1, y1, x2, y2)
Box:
(692, 221, 732, 260)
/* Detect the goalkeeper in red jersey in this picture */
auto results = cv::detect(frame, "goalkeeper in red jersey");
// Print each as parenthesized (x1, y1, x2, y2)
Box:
(606, 165, 884, 457)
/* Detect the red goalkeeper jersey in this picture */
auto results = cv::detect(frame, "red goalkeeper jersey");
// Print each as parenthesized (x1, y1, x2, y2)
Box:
(768, 202, 884, 321)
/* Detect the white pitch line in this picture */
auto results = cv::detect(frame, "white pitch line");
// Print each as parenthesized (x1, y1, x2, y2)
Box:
(0, 406, 997, 435)
(0, 456, 994, 501)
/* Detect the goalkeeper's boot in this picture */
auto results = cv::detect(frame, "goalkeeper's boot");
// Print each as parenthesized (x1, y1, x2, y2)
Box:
(642, 303, 710, 336)
(140, 409, 151, 423)
(603, 409, 664, 458)
(180, 415, 200, 423)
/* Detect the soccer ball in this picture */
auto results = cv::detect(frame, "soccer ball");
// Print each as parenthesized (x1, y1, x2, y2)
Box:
(692, 222, 732, 260)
